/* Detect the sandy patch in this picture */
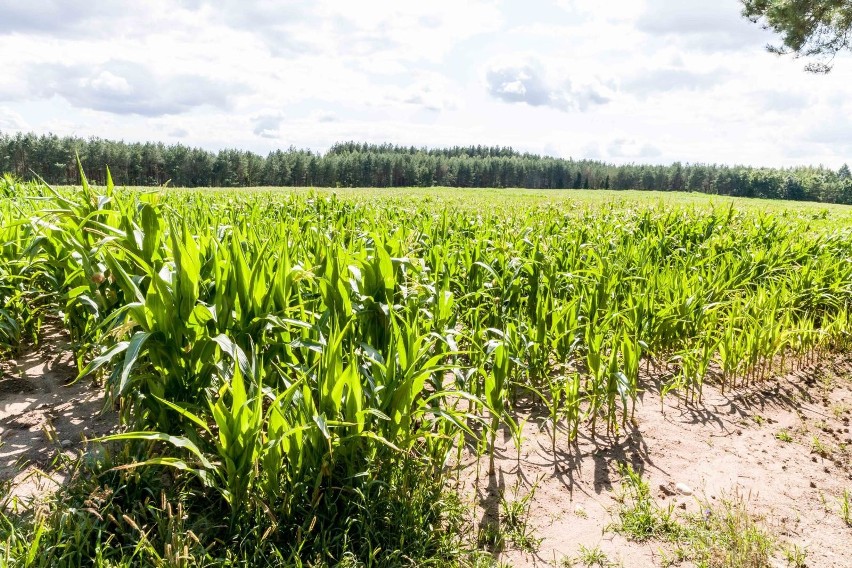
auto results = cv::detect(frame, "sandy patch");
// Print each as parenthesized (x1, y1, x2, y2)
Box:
(456, 359, 852, 567)
(0, 330, 115, 506)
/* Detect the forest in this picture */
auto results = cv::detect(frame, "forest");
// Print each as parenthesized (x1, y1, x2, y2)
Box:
(3, 131, 852, 203)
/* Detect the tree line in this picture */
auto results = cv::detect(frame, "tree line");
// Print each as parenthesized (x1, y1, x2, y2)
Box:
(2, 131, 852, 203)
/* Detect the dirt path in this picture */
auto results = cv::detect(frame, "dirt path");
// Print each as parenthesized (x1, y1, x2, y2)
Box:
(0, 332, 114, 505)
(457, 359, 852, 567)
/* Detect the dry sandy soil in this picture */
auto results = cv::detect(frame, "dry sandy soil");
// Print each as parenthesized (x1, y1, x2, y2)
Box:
(456, 359, 852, 567)
(2, 335, 851, 566)
(0, 331, 114, 506)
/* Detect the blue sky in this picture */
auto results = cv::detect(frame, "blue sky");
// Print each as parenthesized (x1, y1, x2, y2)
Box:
(0, 0, 850, 167)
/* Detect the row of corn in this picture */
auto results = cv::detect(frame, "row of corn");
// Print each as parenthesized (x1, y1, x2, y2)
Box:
(1, 172, 851, 526)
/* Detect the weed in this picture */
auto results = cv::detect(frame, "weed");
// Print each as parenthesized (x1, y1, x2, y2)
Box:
(499, 478, 543, 552)
(683, 493, 774, 568)
(812, 435, 832, 458)
(613, 463, 681, 542)
(612, 465, 775, 567)
(782, 543, 808, 567)
(576, 544, 613, 567)
(477, 521, 505, 553)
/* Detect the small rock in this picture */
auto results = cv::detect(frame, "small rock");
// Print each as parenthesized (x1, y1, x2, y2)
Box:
(60, 439, 72, 448)
(678, 502, 687, 510)
(675, 482, 693, 496)
(573, 504, 586, 516)
(659, 484, 676, 496)
(810, 481, 817, 488)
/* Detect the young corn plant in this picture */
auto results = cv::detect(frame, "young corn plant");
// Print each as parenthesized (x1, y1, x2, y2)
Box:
(484, 339, 514, 475)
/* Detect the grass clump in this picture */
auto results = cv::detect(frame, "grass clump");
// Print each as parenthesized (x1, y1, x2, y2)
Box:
(613, 464, 777, 568)
(575, 544, 614, 567)
(775, 430, 793, 443)
(0, 449, 477, 568)
(682, 494, 774, 568)
(782, 543, 808, 568)
(840, 489, 852, 527)
(475, 479, 542, 555)
(613, 463, 681, 542)
(811, 435, 832, 458)
(499, 479, 542, 553)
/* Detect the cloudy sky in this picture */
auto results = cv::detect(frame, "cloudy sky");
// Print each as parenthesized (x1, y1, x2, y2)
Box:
(1, 0, 850, 167)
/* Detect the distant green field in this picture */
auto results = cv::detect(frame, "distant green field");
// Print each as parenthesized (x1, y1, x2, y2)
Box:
(111, 185, 852, 221)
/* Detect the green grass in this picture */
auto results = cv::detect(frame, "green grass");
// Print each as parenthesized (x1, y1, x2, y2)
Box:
(575, 544, 615, 567)
(775, 429, 793, 442)
(613, 464, 783, 568)
(613, 464, 681, 542)
(54, 184, 852, 225)
(498, 479, 542, 553)
(782, 543, 808, 568)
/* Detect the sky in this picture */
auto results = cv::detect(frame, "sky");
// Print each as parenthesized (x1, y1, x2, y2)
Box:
(0, 0, 850, 168)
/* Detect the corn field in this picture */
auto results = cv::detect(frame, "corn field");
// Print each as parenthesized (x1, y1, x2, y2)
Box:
(2, 172, 852, 565)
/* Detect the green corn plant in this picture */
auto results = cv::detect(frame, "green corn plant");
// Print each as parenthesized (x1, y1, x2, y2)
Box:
(563, 371, 582, 443)
(584, 321, 606, 436)
(7, 174, 852, 568)
(99, 351, 296, 523)
(484, 339, 514, 475)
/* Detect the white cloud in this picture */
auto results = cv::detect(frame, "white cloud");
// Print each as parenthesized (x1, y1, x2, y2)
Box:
(636, 0, 771, 51)
(556, 0, 644, 22)
(484, 58, 610, 112)
(0, 0, 850, 167)
(0, 107, 28, 131)
(607, 138, 663, 159)
(27, 61, 241, 116)
(87, 71, 133, 95)
(168, 127, 189, 138)
(253, 115, 284, 139)
(758, 90, 810, 113)
(198, 0, 503, 65)
(385, 73, 460, 112)
(621, 68, 727, 96)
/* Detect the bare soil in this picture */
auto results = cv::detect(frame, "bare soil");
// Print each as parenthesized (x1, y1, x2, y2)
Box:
(455, 359, 852, 567)
(0, 330, 114, 505)
(2, 336, 851, 566)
